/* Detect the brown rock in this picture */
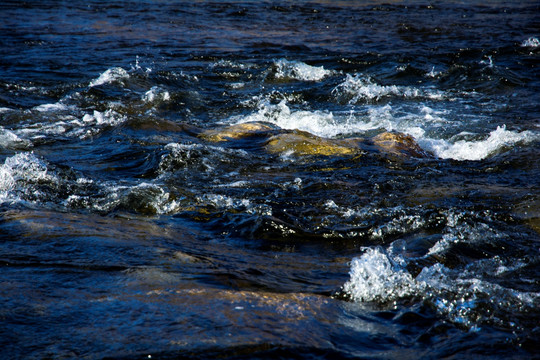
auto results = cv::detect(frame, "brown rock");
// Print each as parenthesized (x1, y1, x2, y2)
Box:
(199, 122, 276, 142)
(372, 131, 427, 157)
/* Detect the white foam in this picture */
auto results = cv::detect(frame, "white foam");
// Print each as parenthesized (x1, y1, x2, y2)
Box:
(89, 67, 129, 87)
(234, 100, 352, 138)
(0, 107, 13, 113)
(333, 74, 445, 103)
(419, 125, 538, 161)
(33, 103, 70, 112)
(274, 59, 334, 82)
(342, 247, 418, 302)
(142, 86, 171, 103)
(521, 37, 540, 48)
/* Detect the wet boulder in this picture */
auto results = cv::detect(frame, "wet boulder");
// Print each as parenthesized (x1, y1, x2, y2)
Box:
(371, 131, 428, 158)
(265, 130, 362, 156)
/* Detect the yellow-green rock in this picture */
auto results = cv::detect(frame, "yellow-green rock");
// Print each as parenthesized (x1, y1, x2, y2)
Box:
(265, 130, 362, 156)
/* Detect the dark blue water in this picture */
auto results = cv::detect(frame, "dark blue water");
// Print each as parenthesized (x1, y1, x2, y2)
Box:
(1, 1, 539, 359)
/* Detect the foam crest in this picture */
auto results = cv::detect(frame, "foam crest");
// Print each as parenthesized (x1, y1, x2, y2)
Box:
(273, 59, 334, 81)
(420, 125, 538, 161)
(89, 67, 129, 87)
(333, 74, 445, 103)
(235, 100, 351, 138)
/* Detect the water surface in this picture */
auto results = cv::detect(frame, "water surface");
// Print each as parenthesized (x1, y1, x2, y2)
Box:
(1, 1, 539, 358)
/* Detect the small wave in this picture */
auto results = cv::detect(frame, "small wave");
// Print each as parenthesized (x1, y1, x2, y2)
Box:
(159, 142, 250, 175)
(521, 37, 540, 48)
(65, 181, 182, 215)
(273, 59, 334, 82)
(419, 125, 538, 161)
(0, 128, 32, 150)
(11, 110, 126, 142)
(33, 103, 71, 112)
(333, 74, 445, 103)
(89, 67, 130, 87)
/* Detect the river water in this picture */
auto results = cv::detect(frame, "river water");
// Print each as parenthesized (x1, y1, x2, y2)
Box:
(1, 1, 539, 359)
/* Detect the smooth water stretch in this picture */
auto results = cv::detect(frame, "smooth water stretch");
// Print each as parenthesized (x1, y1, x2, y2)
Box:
(1, 1, 539, 359)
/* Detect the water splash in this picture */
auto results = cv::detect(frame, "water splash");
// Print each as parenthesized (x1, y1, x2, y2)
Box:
(419, 125, 538, 161)
(273, 59, 334, 82)
(333, 74, 445, 103)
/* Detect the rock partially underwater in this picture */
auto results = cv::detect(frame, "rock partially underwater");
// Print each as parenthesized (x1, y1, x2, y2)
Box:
(198, 122, 277, 142)
(199, 121, 429, 158)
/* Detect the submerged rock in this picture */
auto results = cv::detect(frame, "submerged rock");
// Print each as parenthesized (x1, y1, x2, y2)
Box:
(199, 121, 428, 158)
